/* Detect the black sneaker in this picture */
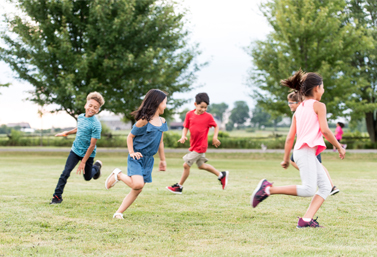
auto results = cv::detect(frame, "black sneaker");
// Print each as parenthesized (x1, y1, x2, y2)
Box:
(93, 160, 102, 180)
(166, 183, 183, 194)
(330, 186, 340, 196)
(50, 195, 63, 204)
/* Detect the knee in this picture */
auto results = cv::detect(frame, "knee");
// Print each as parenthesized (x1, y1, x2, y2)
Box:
(84, 177, 91, 181)
(183, 163, 190, 170)
(301, 185, 316, 197)
(132, 183, 144, 191)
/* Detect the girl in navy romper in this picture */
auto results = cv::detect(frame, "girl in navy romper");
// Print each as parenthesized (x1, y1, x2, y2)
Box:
(105, 89, 168, 219)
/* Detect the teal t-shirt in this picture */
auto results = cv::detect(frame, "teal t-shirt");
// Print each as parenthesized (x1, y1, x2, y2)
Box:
(71, 114, 102, 158)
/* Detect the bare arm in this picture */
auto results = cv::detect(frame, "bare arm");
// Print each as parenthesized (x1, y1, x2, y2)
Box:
(281, 115, 297, 169)
(178, 127, 189, 144)
(158, 133, 167, 171)
(127, 119, 148, 160)
(55, 128, 77, 137)
(76, 138, 97, 174)
(314, 102, 345, 159)
(212, 125, 221, 148)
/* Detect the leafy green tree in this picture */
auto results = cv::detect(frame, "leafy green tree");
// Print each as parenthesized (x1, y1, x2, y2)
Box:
(179, 108, 191, 122)
(0, 83, 10, 94)
(207, 102, 228, 122)
(247, 0, 372, 129)
(229, 101, 250, 126)
(345, 0, 377, 142)
(250, 106, 272, 128)
(0, 0, 201, 121)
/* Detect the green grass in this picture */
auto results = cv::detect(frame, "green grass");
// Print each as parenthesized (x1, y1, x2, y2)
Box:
(1, 151, 377, 256)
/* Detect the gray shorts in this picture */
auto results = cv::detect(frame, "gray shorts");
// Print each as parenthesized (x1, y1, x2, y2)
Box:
(183, 151, 208, 167)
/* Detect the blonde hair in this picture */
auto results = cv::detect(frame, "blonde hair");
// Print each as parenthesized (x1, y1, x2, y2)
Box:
(87, 92, 105, 107)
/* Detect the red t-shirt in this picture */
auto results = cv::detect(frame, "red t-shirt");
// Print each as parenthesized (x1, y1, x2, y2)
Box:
(183, 110, 217, 153)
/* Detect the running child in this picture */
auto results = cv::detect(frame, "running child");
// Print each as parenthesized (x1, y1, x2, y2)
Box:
(251, 70, 346, 228)
(50, 92, 104, 204)
(287, 91, 339, 195)
(105, 89, 168, 219)
(333, 122, 346, 151)
(166, 93, 228, 194)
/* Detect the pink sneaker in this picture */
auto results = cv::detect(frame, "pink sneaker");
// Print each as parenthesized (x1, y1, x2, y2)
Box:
(251, 179, 272, 208)
(297, 217, 323, 228)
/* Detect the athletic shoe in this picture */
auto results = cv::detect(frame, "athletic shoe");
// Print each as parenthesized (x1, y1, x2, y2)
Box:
(330, 186, 340, 196)
(297, 217, 323, 228)
(50, 195, 63, 204)
(343, 144, 347, 149)
(166, 183, 183, 194)
(218, 171, 229, 190)
(251, 178, 273, 208)
(93, 160, 102, 180)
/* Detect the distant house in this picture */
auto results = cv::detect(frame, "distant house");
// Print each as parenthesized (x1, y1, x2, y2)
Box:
(170, 121, 184, 130)
(98, 115, 131, 130)
(7, 122, 35, 133)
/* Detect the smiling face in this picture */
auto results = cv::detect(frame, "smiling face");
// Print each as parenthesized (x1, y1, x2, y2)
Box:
(314, 83, 325, 101)
(194, 101, 208, 115)
(84, 99, 100, 117)
(157, 97, 167, 115)
(288, 101, 300, 112)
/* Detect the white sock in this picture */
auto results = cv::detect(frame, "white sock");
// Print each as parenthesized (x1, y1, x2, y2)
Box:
(303, 218, 311, 222)
(218, 173, 223, 179)
(265, 186, 271, 195)
(178, 184, 183, 189)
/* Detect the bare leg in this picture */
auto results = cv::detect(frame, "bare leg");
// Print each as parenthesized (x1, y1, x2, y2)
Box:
(198, 163, 220, 176)
(179, 163, 191, 186)
(114, 175, 144, 218)
(269, 185, 297, 196)
(290, 160, 299, 170)
(303, 195, 325, 219)
(322, 165, 334, 188)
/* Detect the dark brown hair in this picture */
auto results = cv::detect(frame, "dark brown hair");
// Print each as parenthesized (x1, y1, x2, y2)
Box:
(281, 69, 323, 98)
(337, 122, 345, 128)
(195, 93, 210, 105)
(131, 89, 167, 121)
(287, 91, 302, 102)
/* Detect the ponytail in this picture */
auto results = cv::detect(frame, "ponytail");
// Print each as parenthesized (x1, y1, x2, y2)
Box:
(281, 69, 323, 98)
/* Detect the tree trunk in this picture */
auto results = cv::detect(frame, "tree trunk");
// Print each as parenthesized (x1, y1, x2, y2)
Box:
(365, 112, 377, 143)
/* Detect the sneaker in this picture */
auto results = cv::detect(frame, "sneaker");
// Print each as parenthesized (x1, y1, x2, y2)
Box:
(297, 217, 323, 228)
(330, 186, 340, 196)
(93, 160, 102, 180)
(342, 144, 347, 149)
(251, 178, 273, 208)
(218, 171, 229, 190)
(50, 195, 63, 204)
(166, 183, 183, 194)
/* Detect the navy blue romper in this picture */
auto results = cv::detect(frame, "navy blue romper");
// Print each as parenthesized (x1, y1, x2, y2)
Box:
(127, 119, 168, 183)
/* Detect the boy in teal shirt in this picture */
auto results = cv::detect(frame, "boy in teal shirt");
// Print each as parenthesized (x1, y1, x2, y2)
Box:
(50, 92, 105, 204)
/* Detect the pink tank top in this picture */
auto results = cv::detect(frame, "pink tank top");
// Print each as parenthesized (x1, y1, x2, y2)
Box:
(294, 99, 326, 155)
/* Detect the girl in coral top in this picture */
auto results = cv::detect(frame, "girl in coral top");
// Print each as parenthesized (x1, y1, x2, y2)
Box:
(251, 70, 346, 228)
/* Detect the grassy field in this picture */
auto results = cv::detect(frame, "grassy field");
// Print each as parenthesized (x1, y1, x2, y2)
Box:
(1, 151, 376, 256)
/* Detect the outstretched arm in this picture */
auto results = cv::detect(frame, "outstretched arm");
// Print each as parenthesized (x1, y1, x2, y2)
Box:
(314, 102, 345, 159)
(55, 128, 77, 137)
(178, 127, 189, 144)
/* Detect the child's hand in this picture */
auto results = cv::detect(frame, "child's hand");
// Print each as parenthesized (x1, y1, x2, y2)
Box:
(159, 160, 167, 171)
(55, 132, 67, 137)
(212, 138, 221, 148)
(77, 161, 86, 174)
(130, 152, 143, 160)
(178, 136, 187, 144)
(281, 160, 289, 169)
(338, 147, 346, 160)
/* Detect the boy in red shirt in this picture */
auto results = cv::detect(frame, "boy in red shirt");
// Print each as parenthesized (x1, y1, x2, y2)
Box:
(166, 93, 229, 194)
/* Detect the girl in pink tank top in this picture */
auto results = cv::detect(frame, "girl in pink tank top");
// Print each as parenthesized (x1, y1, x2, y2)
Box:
(251, 69, 346, 228)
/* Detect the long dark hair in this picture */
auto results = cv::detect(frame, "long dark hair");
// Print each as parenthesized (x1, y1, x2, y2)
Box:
(281, 69, 323, 98)
(131, 89, 167, 121)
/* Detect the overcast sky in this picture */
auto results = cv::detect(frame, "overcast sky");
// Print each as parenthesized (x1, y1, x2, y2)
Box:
(0, 0, 272, 129)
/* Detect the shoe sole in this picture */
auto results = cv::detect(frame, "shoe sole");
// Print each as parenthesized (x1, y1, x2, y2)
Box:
(330, 189, 340, 196)
(166, 187, 182, 195)
(222, 171, 229, 190)
(250, 178, 266, 208)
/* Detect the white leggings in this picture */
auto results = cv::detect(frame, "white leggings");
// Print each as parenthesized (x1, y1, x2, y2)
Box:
(294, 145, 331, 200)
